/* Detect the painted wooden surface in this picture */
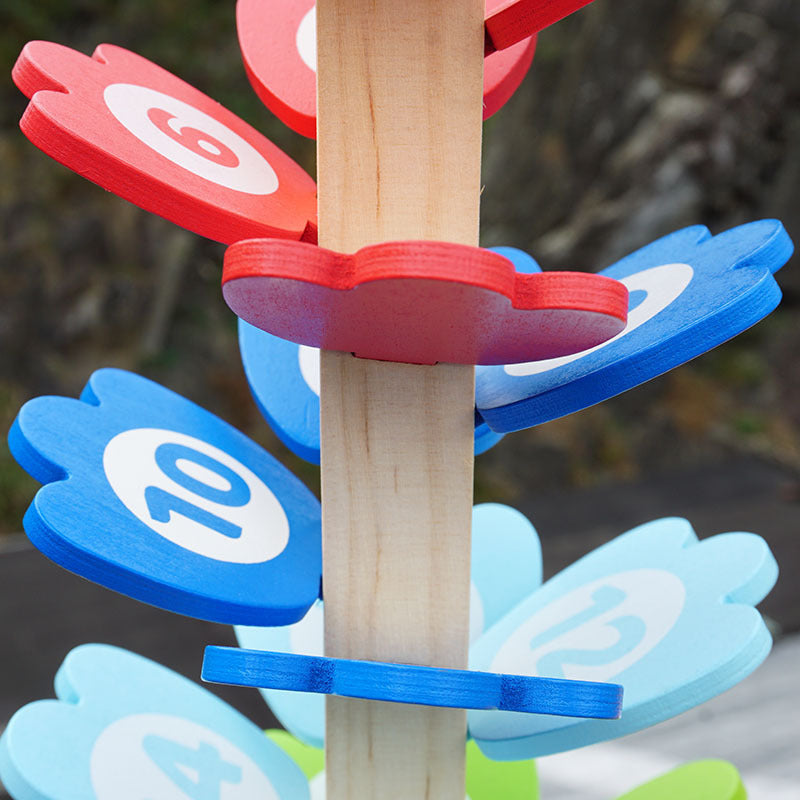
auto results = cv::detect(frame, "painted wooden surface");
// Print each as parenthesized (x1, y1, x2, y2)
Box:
(3, 469, 800, 799)
(236, 248, 539, 463)
(238, 322, 506, 461)
(201, 647, 623, 718)
(267, 730, 326, 782)
(0, 644, 751, 800)
(7, 368, 321, 625)
(484, 0, 596, 53)
(469, 517, 777, 760)
(315, 0, 483, 796)
(477, 220, 793, 432)
(0, 645, 309, 800)
(236, 0, 536, 138)
(0, 546, 268, 732)
(615, 760, 746, 800)
(13, 41, 318, 244)
(223, 238, 627, 366)
(1, 3, 792, 796)
(3, 553, 798, 800)
(238, 321, 324, 464)
(234, 503, 542, 748)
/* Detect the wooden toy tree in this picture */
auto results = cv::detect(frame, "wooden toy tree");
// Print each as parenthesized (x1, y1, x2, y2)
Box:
(0, 2, 793, 799)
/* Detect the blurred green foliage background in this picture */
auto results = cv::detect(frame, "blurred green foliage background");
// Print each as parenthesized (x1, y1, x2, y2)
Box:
(0, 0, 798, 550)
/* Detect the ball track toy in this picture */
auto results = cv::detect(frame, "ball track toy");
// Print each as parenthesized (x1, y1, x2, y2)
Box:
(227, 513, 777, 760)
(1, 653, 741, 800)
(234, 503, 543, 748)
(5, 0, 793, 797)
(236, 0, 540, 138)
(468, 517, 777, 760)
(236, 0, 598, 138)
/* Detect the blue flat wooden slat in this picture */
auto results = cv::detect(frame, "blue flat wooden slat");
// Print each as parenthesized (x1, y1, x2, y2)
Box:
(202, 648, 623, 718)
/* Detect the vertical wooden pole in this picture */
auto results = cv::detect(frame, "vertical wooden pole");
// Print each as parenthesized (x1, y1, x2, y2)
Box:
(317, 0, 484, 797)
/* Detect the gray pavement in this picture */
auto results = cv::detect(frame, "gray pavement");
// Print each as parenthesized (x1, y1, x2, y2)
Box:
(536, 634, 800, 799)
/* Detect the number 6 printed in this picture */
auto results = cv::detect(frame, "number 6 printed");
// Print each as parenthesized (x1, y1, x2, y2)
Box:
(8, 369, 322, 625)
(147, 108, 242, 167)
(103, 83, 279, 194)
(13, 41, 318, 243)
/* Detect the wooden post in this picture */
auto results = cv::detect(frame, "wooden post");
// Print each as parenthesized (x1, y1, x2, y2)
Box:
(317, 0, 485, 797)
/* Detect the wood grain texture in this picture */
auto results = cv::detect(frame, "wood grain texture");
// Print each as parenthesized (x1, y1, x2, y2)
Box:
(316, 0, 484, 797)
(237, 0, 536, 139)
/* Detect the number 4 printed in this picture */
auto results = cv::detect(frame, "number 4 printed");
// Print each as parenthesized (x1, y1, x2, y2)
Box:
(0, 645, 310, 800)
(143, 736, 242, 800)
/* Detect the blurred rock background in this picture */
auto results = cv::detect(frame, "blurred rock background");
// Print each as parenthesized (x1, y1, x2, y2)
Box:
(0, 0, 798, 621)
(0, 3, 799, 797)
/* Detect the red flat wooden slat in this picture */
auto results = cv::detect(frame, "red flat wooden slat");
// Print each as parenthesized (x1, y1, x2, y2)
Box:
(222, 239, 628, 365)
(485, 0, 596, 53)
(13, 41, 318, 244)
